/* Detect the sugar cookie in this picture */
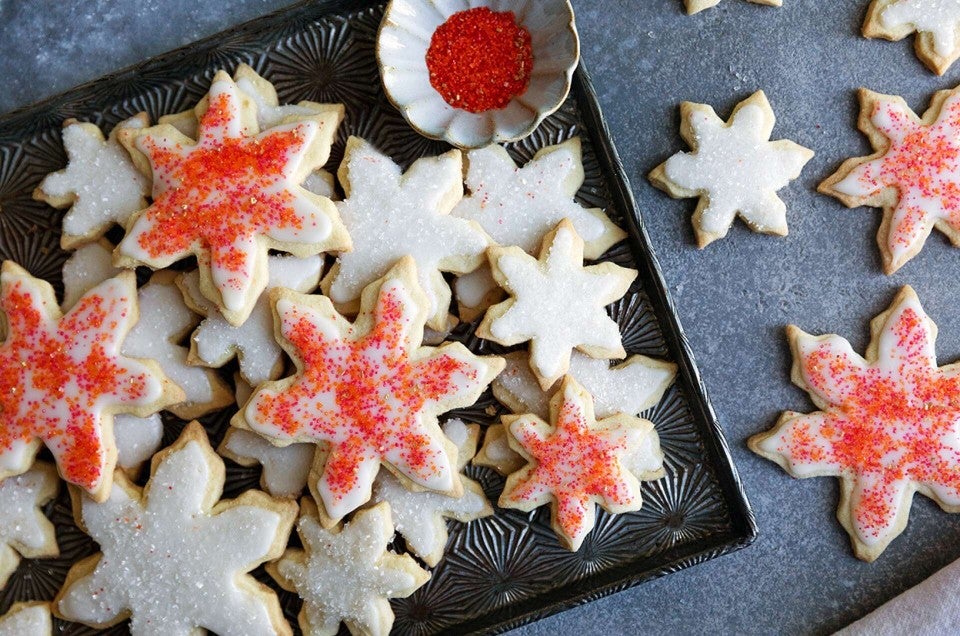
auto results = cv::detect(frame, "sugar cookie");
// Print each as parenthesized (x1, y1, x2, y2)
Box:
(268, 499, 429, 636)
(478, 220, 636, 390)
(113, 413, 164, 475)
(0, 602, 52, 636)
(323, 136, 491, 331)
(0, 262, 180, 500)
(750, 286, 960, 562)
(819, 86, 960, 274)
(500, 376, 664, 551)
(179, 255, 323, 386)
(369, 419, 493, 566)
(650, 91, 813, 248)
(0, 464, 59, 589)
(34, 115, 150, 250)
(116, 70, 350, 326)
(684, 0, 781, 15)
(234, 257, 504, 524)
(864, 0, 960, 75)
(473, 423, 526, 475)
(54, 422, 297, 635)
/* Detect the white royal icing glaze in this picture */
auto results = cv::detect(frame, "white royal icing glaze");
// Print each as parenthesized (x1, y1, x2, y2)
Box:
(881, 0, 960, 57)
(369, 419, 491, 566)
(663, 100, 811, 239)
(61, 242, 124, 310)
(222, 428, 313, 499)
(113, 413, 164, 473)
(0, 604, 52, 636)
(484, 223, 634, 388)
(181, 255, 323, 386)
(329, 137, 489, 329)
(275, 503, 428, 636)
(451, 140, 622, 258)
(39, 116, 149, 244)
(0, 466, 58, 587)
(57, 435, 291, 635)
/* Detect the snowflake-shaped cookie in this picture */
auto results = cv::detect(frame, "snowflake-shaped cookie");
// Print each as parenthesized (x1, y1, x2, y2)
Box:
(219, 378, 314, 499)
(117, 70, 350, 326)
(479, 220, 636, 390)
(650, 91, 813, 248)
(864, 0, 960, 74)
(179, 254, 323, 386)
(0, 463, 59, 588)
(750, 286, 960, 561)
(34, 114, 150, 250)
(269, 500, 429, 636)
(500, 376, 664, 551)
(0, 602, 52, 636)
(0, 262, 180, 499)
(684, 0, 781, 14)
(323, 136, 490, 331)
(369, 419, 492, 566)
(235, 257, 504, 523)
(54, 422, 298, 635)
(820, 87, 960, 274)
(451, 138, 626, 319)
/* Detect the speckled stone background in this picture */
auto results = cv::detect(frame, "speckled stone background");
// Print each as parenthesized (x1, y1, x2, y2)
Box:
(2, 0, 960, 634)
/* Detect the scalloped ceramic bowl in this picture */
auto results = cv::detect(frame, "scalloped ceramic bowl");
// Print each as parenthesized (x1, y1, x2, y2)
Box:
(377, 0, 579, 148)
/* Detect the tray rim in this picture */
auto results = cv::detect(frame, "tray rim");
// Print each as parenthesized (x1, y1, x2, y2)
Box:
(0, 0, 758, 633)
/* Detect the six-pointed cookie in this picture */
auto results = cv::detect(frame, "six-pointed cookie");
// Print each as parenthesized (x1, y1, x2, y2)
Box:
(0, 464, 59, 589)
(650, 91, 813, 248)
(864, 0, 960, 75)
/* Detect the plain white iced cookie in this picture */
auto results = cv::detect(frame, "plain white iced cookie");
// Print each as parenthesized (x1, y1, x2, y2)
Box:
(478, 220, 636, 390)
(269, 500, 430, 636)
(113, 413, 164, 475)
(0, 464, 59, 589)
(650, 91, 813, 248)
(54, 422, 297, 636)
(323, 136, 491, 331)
(0, 602, 53, 636)
(34, 114, 150, 250)
(864, 0, 960, 74)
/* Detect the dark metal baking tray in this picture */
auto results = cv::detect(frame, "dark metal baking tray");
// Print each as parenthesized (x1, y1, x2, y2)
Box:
(0, 1, 757, 633)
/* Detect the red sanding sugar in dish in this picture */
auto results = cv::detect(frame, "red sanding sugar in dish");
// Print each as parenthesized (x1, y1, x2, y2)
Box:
(425, 7, 533, 114)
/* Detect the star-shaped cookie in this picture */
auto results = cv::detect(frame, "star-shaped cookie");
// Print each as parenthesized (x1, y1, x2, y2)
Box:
(0, 463, 59, 588)
(478, 220, 636, 390)
(864, 0, 960, 75)
(369, 419, 493, 567)
(650, 91, 813, 248)
(117, 70, 350, 326)
(323, 136, 491, 331)
(0, 262, 181, 500)
(269, 500, 429, 636)
(54, 422, 298, 635)
(749, 286, 960, 561)
(820, 86, 960, 274)
(234, 257, 504, 524)
(34, 114, 150, 250)
(684, 0, 781, 15)
(500, 376, 664, 551)
(0, 602, 52, 636)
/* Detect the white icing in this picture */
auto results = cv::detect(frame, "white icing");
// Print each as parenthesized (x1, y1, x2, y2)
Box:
(61, 242, 123, 310)
(330, 138, 489, 328)
(124, 275, 227, 412)
(113, 413, 163, 473)
(0, 466, 58, 586)
(369, 419, 490, 565)
(118, 76, 336, 319)
(494, 351, 676, 419)
(183, 255, 323, 385)
(302, 170, 336, 199)
(222, 428, 313, 498)
(275, 504, 427, 635)
(40, 117, 149, 243)
(480, 425, 520, 467)
(486, 224, 631, 387)
(57, 438, 289, 636)
(882, 0, 960, 56)
(235, 76, 319, 131)
(663, 101, 810, 237)
(454, 264, 499, 310)
(0, 604, 52, 636)
(451, 140, 620, 258)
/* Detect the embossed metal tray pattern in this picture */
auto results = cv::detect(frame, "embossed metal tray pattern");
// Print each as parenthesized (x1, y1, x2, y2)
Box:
(0, 1, 756, 633)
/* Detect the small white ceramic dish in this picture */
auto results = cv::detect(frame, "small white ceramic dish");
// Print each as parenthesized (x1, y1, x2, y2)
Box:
(377, 0, 579, 148)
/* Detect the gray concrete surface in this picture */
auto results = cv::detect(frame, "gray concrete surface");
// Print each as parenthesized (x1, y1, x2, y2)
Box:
(3, 0, 960, 634)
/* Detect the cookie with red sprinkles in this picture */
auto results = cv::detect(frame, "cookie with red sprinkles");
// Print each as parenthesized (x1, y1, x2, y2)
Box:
(819, 86, 960, 274)
(750, 286, 960, 561)
(499, 376, 665, 551)
(232, 256, 505, 526)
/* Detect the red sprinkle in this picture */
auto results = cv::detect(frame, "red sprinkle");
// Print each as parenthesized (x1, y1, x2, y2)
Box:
(425, 7, 533, 113)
